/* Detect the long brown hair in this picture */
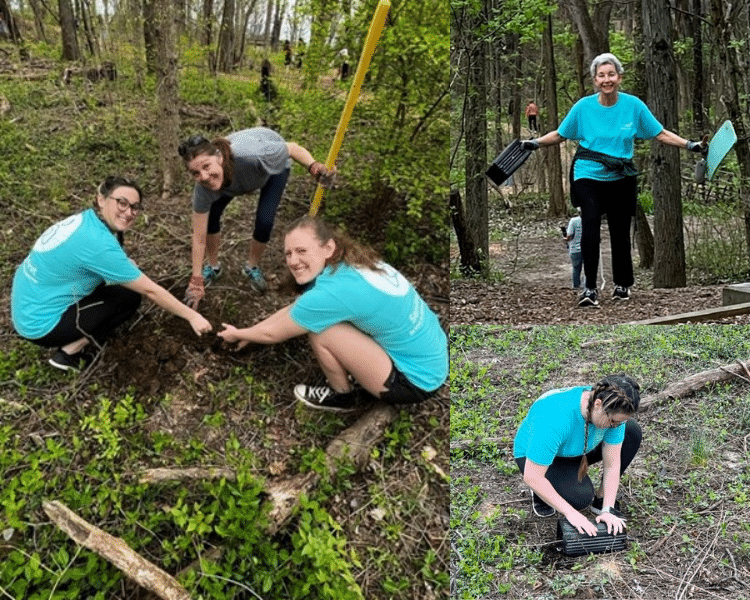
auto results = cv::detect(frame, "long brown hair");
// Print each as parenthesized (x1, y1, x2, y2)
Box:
(279, 216, 384, 293)
(177, 134, 234, 188)
(578, 374, 640, 481)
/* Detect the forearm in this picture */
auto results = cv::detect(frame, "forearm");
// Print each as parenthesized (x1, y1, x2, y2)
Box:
(127, 277, 200, 323)
(286, 142, 317, 170)
(656, 128, 689, 148)
(600, 466, 621, 508)
(536, 131, 565, 147)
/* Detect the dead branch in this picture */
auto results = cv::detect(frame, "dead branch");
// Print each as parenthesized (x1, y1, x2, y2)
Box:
(42, 501, 191, 600)
(450, 437, 505, 450)
(265, 401, 398, 533)
(639, 359, 750, 412)
(138, 467, 236, 484)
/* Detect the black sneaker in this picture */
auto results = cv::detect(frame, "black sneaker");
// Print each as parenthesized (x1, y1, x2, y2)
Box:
(48, 349, 92, 372)
(578, 288, 599, 307)
(589, 495, 625, 518)
(531, 491, 555, 517)
(612, 286, 630, 301)
(294, 385, 374, 413)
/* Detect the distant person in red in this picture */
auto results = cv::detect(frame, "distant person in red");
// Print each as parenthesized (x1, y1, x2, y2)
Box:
(525, 100, 539, 132)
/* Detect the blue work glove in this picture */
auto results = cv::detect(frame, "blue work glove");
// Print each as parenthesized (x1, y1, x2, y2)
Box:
(521, 139, 540, 151)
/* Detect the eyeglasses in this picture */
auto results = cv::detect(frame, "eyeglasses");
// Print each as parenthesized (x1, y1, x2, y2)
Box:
(178, 135, 210, 158)
(109, 196, 142, 215)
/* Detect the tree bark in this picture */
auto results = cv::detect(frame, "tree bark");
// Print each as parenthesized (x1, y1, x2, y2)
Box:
(59, 0, 80, 61)
(643, 0, 686, 288)
(542, 13, 565, 217)
(43, 501, 191, 600)
(217, 0, 235, 72)
(691, 0, 705, 134)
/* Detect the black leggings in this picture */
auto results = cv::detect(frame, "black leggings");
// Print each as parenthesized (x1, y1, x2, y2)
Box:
(28, 284, 141, 349)
(573, 176, 637, 290)
(206, 169, 290, 242)
(515, 418, 642, 511)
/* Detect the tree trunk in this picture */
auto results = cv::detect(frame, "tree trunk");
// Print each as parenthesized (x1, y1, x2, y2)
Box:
(635, 202, 654, 268)
(27, 0, 47, 41)
(143, 0, 157, 74)
(542, 13, 565, 217)
(153, 0, 181, 197)
(217, 0, 235, 72)
(59, 0, 80, 61)
(692, 0, 705, 134)
(710, 0, 750, 264)
(263, 0, 274, 48)
(564, 0, 612, 63)
(450, 189, 483, 276)
(462, 2, 489, 276)
(201, 0, 213, 46)
(643, 0, 685, 288)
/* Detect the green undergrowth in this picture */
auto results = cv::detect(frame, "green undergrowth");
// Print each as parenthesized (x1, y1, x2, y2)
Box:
(451, 324, 750, 599)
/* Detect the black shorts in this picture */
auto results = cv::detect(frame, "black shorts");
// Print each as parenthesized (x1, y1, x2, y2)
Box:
(379, 366, 438, 405)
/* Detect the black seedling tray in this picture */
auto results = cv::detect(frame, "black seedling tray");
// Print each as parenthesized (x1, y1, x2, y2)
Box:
(486, 139, 533, 186)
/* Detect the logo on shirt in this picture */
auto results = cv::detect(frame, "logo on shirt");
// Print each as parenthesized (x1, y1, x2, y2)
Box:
(33, 214, 83, 253)
(621, 122, 633, 131)
(357, 263, 410, 297)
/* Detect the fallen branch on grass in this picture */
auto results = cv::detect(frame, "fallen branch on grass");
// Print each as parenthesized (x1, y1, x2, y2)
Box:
(42, 500, 191, 600)
(639, 359, 750, 412)
(138, 467, 236, 484)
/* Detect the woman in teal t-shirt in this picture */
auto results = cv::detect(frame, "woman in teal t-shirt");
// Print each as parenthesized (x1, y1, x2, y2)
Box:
(11, 176, 212, 371)
(514, 374, 642, 537)
(521, 53, 706, 307)
(216, 216, 448, 413)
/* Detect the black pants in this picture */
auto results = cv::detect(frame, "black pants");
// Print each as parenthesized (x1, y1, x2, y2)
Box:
(573, 176, 637, 290)
(206, 168, 290, 243)
(515, 418, 642, 511)
(28, 284, 141, 349)
(527, 115, 537, 131)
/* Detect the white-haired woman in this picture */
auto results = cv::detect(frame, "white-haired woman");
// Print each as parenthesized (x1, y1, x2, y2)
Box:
(522, 53, 705, 307)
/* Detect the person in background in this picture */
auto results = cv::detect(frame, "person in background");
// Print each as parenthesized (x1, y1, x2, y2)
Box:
(178, 128, 334, 306)
(11, 176, 212, 371)
(217, 216, 448, 413)
(514, 374, 642, 536)
(525, 100, 539, 132)
(522, 53, 706, 307)
(564, 209, 583, 289)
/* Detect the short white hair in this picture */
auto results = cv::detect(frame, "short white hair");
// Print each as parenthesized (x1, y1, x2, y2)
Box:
(590, 53, 624, 79)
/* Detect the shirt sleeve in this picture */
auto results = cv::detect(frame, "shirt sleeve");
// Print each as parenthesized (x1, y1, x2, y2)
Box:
(558, 98, 585, 140)
(289, 285, 356, 334)
(635, 98, 664, 140)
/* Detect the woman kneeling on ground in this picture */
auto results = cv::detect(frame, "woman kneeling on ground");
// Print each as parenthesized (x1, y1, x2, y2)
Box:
(513, 374, 642, 536)
(217, 216, 448, 412)
(11, 176, 212, 371)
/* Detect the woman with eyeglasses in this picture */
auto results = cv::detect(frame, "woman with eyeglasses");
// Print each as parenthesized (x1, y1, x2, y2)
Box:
(11, 176, 212, 371)
(216, 216, 448, 413)
(513, 374, 642, 536)
(178, 128, 333, 307)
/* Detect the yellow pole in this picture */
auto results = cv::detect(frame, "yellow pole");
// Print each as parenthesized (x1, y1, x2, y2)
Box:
(308, 0, 391, 216)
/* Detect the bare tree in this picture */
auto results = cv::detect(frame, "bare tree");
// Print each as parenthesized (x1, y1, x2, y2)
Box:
(643, 0, 685, 287)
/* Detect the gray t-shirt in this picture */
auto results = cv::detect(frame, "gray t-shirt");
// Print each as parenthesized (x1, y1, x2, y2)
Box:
(192, 128, 292, 213)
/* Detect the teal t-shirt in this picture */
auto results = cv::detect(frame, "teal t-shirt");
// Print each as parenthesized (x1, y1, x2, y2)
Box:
(558, 92, 663, 181)
(11, 208, 142, 339)
(513, 386, 626, 465)
(289, 262, 448, 392)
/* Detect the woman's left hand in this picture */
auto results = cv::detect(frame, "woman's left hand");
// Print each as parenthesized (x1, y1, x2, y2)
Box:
(595, 512, 626, 535)
(309, 161, 336, 187)
(218, 323, 249, 350)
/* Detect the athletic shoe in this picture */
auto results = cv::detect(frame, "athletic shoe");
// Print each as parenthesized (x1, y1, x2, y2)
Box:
(590, 495, 625, 518)
(531, 490, 555, 518)
(243, 265, 268, 293)
(49, 349, 92, 372)
(612, 286, 630, 301)
(294, 385, 373, 413)
(578, 288, 599, 307)
(202, 264, 222, 287)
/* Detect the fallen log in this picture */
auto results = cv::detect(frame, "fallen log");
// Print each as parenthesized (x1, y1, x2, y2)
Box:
(639, 359, 750, 412)
(139, 467, 236, 484)
(42, 501, 191, 600)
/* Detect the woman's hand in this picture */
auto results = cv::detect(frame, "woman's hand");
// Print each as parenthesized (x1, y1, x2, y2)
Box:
(309, 161, 336, 187)
(595, 512, 627, 535)
(218, 323, 250, 350)
(185, 275, 205, 309)
(565, 510, 599, 537)
(188, 313, 212, 336)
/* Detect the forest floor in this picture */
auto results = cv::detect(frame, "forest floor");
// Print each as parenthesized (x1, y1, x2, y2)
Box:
(451, 214, 750, 327)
